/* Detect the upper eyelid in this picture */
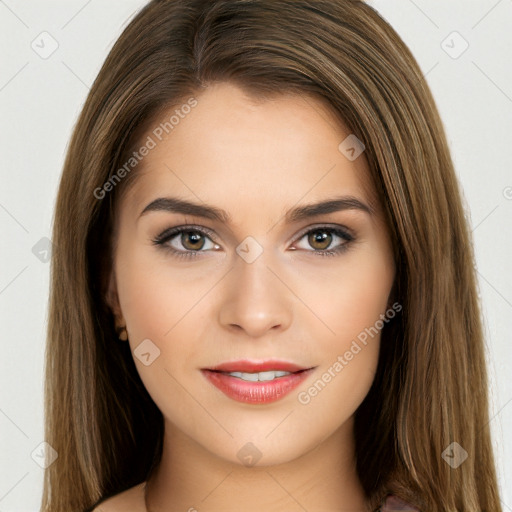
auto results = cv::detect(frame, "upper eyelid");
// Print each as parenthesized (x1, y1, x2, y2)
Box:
(293, 223, 353, 240)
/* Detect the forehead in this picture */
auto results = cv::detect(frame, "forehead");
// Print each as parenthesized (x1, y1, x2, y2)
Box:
(121, 82, 379, 218)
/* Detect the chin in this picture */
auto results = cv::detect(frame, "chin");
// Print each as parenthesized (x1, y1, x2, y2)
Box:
(208, 432, 319, 469)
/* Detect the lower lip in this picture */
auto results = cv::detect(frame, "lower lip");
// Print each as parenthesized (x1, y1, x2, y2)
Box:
(201, 369, 314, 404)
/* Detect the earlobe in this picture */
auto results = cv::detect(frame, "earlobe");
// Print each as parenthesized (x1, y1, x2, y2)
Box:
(116, 326, 128, 341)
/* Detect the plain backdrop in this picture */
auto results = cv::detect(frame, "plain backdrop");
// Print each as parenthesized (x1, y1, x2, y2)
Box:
(0, 1, 511, 510)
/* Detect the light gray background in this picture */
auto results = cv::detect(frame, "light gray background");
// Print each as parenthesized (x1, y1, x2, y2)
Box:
(0, 1, 511, 510)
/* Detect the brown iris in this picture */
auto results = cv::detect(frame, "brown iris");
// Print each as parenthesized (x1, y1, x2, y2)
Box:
(308, 230, 332, 250)
(181, 231, 206, 251)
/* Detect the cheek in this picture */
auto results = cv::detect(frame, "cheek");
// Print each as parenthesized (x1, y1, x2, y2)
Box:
(293, 247, 394, 349)
(293, 260, 390, 421)
(116, 267, 174, 341)
(114, 246, 217, 400)
(114, 250, 205, 412)
(115, 245, 203, 341)
(290, 246, 393, 410)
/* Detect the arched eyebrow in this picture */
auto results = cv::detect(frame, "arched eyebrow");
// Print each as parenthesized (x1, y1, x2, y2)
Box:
(139, 195, 374, 224)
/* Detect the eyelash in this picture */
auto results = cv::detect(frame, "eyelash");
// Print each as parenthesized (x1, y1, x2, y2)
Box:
(151, 224, 354, 260)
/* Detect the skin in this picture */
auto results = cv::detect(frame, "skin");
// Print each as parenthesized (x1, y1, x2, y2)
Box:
(104, 82, 396, 512)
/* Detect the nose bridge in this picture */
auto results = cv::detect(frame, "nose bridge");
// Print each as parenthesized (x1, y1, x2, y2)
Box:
(218, 236, 293, 335)
(234, 242, 275, 295)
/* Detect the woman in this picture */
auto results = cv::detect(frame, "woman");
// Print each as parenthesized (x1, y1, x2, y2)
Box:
(41, 1, 503, 511)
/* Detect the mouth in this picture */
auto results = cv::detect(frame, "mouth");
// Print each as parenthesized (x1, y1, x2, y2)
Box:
(201, 360, 316, 404)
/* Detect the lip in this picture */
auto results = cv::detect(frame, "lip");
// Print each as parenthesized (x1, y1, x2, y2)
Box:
(201, 360, 316, 404)
(205, 359, 310, 373)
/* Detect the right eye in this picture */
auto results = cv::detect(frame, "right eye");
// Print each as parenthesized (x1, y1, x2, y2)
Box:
(152, 225, 220, 259)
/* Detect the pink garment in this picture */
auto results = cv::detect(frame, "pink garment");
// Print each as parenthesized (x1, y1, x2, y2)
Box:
(379, 494, 420, 511)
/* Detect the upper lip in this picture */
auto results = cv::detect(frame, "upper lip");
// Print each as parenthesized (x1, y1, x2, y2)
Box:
(204, 359, 313, 373)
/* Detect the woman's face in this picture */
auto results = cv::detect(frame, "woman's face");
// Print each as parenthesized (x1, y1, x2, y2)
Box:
(107, 81, 396, 466)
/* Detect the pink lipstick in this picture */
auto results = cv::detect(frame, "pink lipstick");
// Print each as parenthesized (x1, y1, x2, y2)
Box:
(201, 359, 315, 404)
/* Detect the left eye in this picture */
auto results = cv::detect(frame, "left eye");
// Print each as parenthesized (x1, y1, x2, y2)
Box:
(152, 225, 353, 258)
(293, 227, 353, 255)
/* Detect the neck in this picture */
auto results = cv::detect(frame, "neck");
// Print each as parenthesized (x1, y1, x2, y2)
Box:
(144, 416, 369, 512)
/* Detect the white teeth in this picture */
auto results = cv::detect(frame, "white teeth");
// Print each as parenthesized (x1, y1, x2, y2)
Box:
(225, 370, 292, 382)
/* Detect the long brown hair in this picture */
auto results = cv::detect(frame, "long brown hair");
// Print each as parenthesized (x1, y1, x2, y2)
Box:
(41, 1, 502, 510)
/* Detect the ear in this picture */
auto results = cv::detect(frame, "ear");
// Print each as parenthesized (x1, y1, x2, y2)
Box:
(105, 268, 125, 327)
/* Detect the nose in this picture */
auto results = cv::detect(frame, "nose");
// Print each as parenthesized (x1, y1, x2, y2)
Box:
(217, 250, 293, 338)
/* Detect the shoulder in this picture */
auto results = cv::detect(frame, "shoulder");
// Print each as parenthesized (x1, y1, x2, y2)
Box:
(91, 482, 146, 512)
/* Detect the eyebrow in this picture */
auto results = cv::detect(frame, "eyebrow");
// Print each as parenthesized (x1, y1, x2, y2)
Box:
(139, 195, 375, 224)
